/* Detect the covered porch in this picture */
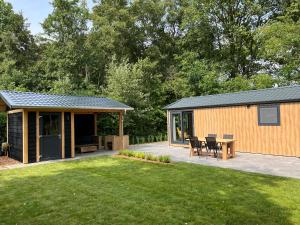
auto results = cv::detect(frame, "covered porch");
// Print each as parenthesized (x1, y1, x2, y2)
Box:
(74, 111, 129, 155)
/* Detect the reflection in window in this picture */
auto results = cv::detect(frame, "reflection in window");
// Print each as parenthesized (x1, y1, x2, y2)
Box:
(42, 114, 60, 135)
(182, 112, 193, 140)
(172, 113, 182, 142)
(258, 105, 280, 126)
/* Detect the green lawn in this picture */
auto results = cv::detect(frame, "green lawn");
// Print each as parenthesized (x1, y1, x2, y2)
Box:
(0, 157, 299, 225)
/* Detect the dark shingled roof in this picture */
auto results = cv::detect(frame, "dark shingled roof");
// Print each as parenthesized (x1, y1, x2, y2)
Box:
(0, 90, 133, 110)
(164, 85, 300, 110)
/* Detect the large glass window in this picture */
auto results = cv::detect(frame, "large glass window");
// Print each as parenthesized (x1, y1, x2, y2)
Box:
(171, 113, 182, 143)
(258, 104, 280, 126)
(171, 111, 193, 143)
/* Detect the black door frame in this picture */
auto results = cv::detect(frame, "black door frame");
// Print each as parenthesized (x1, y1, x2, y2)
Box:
(170, 110, 194, 144)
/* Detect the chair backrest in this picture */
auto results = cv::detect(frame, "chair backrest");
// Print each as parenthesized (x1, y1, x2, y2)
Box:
(189, 137, 197, 148)
(205, 136, 218, 149)
(189, 136, 200, 148)
(208, 134, 217, 138)
(223, 134, 233, 139)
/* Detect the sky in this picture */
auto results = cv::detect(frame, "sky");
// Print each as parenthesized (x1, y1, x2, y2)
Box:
(6, 0, 94, 35)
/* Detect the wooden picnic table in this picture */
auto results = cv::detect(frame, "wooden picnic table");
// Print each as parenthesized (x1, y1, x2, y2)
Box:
(197, 137, 236, 160)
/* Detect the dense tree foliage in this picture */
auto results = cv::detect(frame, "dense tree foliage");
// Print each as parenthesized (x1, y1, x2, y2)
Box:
(0, 0, 299, 137)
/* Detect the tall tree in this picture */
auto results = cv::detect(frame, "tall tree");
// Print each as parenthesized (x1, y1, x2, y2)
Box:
(256, 0, 300, 84)
(0, 0, 37, 90)
(39, 0, 91, 94)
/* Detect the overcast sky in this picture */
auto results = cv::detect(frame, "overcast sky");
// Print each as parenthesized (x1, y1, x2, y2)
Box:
(6, 0, 94, 35)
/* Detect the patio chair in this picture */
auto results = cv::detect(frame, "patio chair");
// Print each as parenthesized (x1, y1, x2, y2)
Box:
(205, 137, 222, 159)
(189, 137, 202, 157)
(208, 134, 217, 138)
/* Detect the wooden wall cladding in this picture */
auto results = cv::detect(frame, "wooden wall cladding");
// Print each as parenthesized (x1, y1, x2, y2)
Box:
(193, 103, 300, 157)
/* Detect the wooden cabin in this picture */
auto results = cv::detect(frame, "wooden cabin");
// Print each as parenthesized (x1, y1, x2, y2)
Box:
(165, 86, 300, 157)
(0, 90, 133, 163)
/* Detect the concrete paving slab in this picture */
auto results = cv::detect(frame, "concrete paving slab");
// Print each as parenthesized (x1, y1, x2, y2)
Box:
(129, 142, 300, 179)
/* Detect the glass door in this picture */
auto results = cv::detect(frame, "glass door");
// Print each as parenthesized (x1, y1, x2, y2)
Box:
(40, 112, 62, 160)
(171, 113, 182, 143)
(182, 111, 193, 143)
(171, 111, 193, 144)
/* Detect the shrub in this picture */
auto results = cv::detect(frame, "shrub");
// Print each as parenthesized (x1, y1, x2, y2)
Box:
(159, 155, 171, 163)
(119, 150, 170, 163)
(127, 151, 135, 157)
(136, 152, 145, 159)
(119, 150, 130, 156)
(145, 153, 154, 161)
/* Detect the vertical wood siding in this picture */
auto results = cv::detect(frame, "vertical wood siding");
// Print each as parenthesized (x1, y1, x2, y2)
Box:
(193, 103, 300, 156)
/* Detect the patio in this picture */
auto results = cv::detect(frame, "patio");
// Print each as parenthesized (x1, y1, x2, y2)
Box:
(129, 142, 300, 179)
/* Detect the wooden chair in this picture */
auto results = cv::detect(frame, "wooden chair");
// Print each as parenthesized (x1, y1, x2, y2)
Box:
(205, 137, 222, 159)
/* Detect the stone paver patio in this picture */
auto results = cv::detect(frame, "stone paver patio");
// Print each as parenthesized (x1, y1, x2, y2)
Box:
(129, 142, 300, 179)
(1, 142, 299, 179)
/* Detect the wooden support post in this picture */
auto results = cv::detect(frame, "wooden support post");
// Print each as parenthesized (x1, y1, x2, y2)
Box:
(94, 113, 97, 136)
(71, 112, 75, 158)
(222, 142, 228, 160)
(61, 112, 65, 159)
(23, 110, 28, 164)
(119, 111, 123, 136)
(36, 111, 40, 162)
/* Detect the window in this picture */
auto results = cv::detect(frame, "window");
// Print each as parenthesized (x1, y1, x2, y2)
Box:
(41, 114, 60, 136)
(258, 104, 280, 126)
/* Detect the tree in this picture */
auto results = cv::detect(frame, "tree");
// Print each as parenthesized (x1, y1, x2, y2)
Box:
(256, 0, 300, 84)
(38, 0, 90, 94)
(0, 0, 37, 90)
(105, 57, 165, 136)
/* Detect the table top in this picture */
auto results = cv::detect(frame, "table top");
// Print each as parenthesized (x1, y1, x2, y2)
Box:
(198, 137, 235, 143)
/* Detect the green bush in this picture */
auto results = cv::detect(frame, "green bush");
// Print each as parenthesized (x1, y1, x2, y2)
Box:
(136, 152, 145, 159)
(119, 150, 170, 163)
(159, 155, 171, 163)
(119, 150, 130, 156)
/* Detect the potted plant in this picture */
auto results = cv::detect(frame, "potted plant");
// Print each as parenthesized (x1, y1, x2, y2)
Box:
(1, 142, 10, 156)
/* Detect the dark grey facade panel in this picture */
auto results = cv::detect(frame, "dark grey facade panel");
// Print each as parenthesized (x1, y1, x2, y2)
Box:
(8, 112, 23, 162)
(28, 112, 36, 163)
(64, 112, 71, 158)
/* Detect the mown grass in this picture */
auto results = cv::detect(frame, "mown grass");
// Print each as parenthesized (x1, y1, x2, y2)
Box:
(0, 156, 299, 225)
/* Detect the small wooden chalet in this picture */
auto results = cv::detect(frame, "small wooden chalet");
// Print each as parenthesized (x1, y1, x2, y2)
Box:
(0, 90, 133, 163)
(165, 85, 300, 157)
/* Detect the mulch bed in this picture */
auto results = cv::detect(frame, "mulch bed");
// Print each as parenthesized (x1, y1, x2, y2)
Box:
(0, 156, 20, 168)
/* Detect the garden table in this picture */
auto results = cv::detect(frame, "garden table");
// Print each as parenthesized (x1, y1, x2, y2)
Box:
(198, 137, 236, 160)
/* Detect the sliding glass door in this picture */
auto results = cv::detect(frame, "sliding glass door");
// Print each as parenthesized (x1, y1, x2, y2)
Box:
(171, 111, 194, 144)
(171, 113, 182, 143)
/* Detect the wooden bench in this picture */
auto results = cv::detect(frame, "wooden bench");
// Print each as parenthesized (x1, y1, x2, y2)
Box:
(76, 144, 98, 153)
